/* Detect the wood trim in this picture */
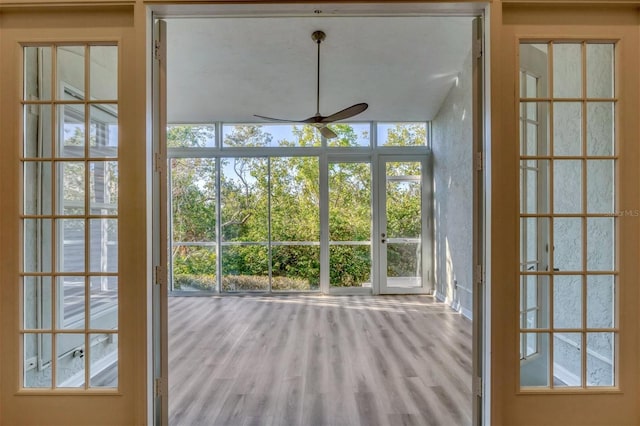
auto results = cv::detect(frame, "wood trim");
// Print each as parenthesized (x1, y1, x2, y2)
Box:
(0, 7, 146, 426)
(0, 3, 135, 12)
(493, 4, 640, 425)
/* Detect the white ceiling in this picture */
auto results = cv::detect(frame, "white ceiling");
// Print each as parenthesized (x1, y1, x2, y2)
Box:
(166, 16, 472, 123)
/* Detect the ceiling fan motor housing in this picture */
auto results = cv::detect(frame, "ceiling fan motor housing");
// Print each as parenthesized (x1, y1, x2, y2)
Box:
(311, 30, 326, 43)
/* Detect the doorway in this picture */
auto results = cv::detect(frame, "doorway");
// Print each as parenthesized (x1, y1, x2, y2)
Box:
(152, 5, 486, 425)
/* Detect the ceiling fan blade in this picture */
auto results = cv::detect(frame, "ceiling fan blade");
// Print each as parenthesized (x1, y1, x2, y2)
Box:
(254, 114, 304, 123)
(321, 103, 369, 123)
(319, 125, 338, 139)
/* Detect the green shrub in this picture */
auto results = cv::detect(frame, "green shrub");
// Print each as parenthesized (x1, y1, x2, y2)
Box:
(172, 273, 314, 291)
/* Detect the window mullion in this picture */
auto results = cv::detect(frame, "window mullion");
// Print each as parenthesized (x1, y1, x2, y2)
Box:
(267, 157, 272, 293)
(215, 157, 222, 294)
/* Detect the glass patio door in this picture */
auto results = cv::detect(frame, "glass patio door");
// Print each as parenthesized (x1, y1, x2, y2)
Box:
(378, 156, 430, 294)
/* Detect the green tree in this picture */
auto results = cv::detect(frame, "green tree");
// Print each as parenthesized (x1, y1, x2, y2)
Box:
(168, 122, 424, 290)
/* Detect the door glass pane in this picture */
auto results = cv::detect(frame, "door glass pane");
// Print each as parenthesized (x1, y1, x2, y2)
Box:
(519, 43, 548, 98)
(90, 105, 118, 158)
(520, 275, 549, 329)
(57, 276, 85, 330)
(22, 44, 119, 390)
(553, 44, 582, 98)
(520, 217, 550, 272)
(587, 160, 614, 214)
(587, 332, 614, 386)
(586, 44, 614, 99)
(520, 333, 550, 387)
(519, 102, 549, 156)
(56, 333, 85, 388)
(24, 219, 52, 273)
(90, 161, 118, 215)
(587, 103, 614, 156)
(24, 46, 52, 101)
(553, 218, 582, 272)
(587, 218, 614, 271)
(587, 275, 615, 329)
(553, 160, 582, 214)
(24, 105, 53, 158)
(553, 102, 582, 155)
(520, 40, 617, 390)
(24, 162, 53, 215)
(89, 219, 118, 273)
(90, 277, 118, 329)
(60, 219, 85, 272)
(554, 333, 582, 387)
(553, 275, 582, 329)
(90, 46, 118, 101)
(89, 333, 118, 388)
(385, 161, 422, 288)
(520, 160, 549, 214)
(58, 161, 85, 215)
(57, 104, 85, 158)
(23, 276, 52, 330)
(24, 333, 52, 388)
(329, 162, 371, 288)
(57, 46, 85, 100)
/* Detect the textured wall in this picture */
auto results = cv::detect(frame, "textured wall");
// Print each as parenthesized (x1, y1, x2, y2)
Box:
(431, 49, 473, 319)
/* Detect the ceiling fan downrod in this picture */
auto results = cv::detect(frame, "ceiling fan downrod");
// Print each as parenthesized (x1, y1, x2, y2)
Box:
(311, 30, 326, 117)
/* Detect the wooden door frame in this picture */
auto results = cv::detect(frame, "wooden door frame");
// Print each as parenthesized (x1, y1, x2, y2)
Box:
(492, 4, 640, 424)
(0, 6, 147, 425)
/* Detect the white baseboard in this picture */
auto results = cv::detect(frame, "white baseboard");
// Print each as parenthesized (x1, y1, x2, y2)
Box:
(460, 306, 473, 320)
(435, 290, 447, 303)
(435, 290, 472, 320)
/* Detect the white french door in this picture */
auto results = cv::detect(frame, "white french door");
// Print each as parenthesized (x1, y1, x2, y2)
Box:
(377, 155, 431, 294)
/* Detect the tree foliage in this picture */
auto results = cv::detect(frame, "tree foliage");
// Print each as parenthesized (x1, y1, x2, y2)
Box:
(168, 122, 425, 290)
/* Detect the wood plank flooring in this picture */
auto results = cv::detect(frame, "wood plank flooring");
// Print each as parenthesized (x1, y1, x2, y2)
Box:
(168, 295, 472, 426)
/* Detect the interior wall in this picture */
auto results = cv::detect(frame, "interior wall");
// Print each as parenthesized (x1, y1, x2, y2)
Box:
(431, 48, 474, 319)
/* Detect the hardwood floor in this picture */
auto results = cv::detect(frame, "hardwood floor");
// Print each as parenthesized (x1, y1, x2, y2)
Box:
(168, 295, 472, 426)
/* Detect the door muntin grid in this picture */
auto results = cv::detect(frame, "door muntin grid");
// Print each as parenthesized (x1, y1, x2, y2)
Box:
(21, 44, 119, 390)
(518, 41, 617, 390)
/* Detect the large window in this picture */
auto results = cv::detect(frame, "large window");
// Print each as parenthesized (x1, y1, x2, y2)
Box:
(519, 41, 616, 389)
(22, 44, 119, 389)
(167, 122, 428, 293)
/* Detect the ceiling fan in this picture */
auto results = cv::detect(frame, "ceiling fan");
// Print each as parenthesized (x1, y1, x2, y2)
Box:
(254, 30, 368, 139)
